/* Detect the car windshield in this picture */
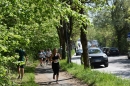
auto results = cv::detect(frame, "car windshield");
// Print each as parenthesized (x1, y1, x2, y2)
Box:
(88, 49, 101, 54)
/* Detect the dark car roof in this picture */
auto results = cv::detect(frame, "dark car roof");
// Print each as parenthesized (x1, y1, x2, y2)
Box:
(109, 47, 118, 50)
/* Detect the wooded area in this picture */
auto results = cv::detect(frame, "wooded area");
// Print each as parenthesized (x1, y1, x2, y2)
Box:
(1, 0, 130, 85)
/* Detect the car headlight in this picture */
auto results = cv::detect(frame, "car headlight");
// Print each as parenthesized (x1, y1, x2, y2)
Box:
(103, 55, 108, 58)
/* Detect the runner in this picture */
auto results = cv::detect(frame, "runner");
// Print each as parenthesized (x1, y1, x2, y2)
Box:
(46, 48, 52, 64)
(38, 50, 44, 66)
(42, 50, 46, 66)
(15, 48, 27, 80)
(50, 48, 61, 83)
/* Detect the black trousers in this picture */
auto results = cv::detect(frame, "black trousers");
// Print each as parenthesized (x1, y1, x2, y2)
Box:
(52, 62, 60, 75)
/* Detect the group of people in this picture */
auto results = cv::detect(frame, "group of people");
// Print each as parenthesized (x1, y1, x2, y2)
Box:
(38, 48, 52, 66)
(15, 47, 61, 83)
(38, 48, 61, 83)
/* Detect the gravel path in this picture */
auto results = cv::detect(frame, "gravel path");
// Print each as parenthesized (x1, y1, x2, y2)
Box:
(35, 64, 88, 86)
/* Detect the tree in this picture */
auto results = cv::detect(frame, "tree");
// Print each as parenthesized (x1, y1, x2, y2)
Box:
(92, 7, 115, 47)
(111, 0, 130, 54)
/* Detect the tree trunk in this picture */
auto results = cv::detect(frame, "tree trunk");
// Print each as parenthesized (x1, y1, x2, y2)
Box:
(57, 20, 66, 59)
(80, 7, 90, 69)
(66, 0, 73, 63)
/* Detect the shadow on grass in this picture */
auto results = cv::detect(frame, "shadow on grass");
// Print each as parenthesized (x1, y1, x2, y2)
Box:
(88, 81, 96, 86)
(24, 66, 36, 73)
(21, 80, 38, 86)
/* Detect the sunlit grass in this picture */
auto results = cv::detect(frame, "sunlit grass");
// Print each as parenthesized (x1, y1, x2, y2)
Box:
(60, 60, 130, 86)
(21, 73, 38, 86)
(20, 60, 38, 86)
(11, 60, 39, 86)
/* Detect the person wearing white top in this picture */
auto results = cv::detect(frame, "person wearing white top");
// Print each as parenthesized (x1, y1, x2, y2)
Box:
(46, 48, 52, 64)
(38, 50, 44, 66)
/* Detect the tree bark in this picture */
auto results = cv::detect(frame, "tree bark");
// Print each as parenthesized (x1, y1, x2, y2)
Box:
(80, 7, 90, 69)
(57, 20, 66, 59)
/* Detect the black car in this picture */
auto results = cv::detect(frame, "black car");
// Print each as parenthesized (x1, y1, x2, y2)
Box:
(127, 50, 130, 59)
(106, 47, 119, 56)
(88, 47, 108, 67)
(102, 47, 109, 54)
(76, 49, 83, 56)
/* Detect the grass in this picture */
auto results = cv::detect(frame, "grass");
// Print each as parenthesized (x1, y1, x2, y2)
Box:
(21, 60, 39, 86)
(11, 60, 39, 86)
(60, 60, 130, 86)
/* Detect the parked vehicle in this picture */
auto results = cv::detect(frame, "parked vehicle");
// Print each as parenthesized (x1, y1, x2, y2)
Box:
(127, 50, 130, 59)
(88, 47, 108, 67)
(102, 47, 109, 55)
(76, 49, 83, 56)
(91, 40, 99, 47)
(106, 47, 119, 56)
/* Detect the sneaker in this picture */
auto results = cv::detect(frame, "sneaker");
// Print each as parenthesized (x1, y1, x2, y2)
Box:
(56, 80, 58, 84)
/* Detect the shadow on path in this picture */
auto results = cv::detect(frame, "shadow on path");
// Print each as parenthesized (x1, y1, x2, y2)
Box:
(35, 67, 53, 74)
(38, 78, 73, 85)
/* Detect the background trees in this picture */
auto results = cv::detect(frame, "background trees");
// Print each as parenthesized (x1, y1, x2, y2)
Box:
(1, 0, 130, 85)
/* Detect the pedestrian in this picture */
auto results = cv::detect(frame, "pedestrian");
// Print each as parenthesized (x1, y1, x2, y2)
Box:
(50, 48, 61, 83)
(38, 50, 44, 66)
(15, 48, 27, 80)
(46, 48, 52, 64)
(58, 46, 62, 59)
(42, 50, 46, 66)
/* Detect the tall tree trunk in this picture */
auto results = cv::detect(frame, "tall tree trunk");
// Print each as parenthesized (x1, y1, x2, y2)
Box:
(80, 7, 90, 69)
(68, 15, 73, 63)
(62, 20, 67, 59)
(57, 20, 66, 59)
(66, 0, 73, 63)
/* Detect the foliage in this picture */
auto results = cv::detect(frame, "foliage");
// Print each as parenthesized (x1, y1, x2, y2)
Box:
(90, 4, 114, 47)
(1, 0, 125, 85)
(0, 0, 60, 85)
(110, 0, 130, 54)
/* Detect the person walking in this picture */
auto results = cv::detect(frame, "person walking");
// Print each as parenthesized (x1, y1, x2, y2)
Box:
(15, 48, 27, 80)
(50, 48, 61, 83)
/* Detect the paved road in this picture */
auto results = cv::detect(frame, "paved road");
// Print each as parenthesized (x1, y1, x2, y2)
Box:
(71, 54, 130, 79)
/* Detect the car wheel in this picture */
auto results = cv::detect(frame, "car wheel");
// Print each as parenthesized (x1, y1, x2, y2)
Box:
(90, 64, 95, 69)
(128, 55, 130, 59)
(104, 63, 108, 67)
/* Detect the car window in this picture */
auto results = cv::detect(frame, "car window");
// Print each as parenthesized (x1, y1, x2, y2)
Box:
(88, 49, 101, 54)
(110, 48, 118, 50)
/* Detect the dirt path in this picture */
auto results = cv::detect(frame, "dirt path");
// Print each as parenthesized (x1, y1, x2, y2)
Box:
(35, 64, 88, 86)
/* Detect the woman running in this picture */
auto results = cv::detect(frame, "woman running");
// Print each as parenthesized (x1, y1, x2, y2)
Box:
(50, 48, 61, 83)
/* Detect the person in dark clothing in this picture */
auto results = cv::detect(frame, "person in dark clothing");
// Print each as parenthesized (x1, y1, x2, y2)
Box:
(50, 48, 61, 83)
(15, 48, 27, 79)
